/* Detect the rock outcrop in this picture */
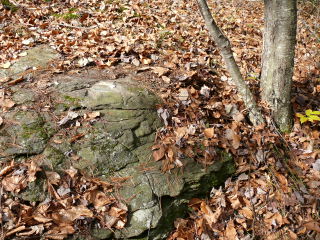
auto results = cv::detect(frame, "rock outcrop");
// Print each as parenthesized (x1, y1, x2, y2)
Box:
(0, 46, 235, 239)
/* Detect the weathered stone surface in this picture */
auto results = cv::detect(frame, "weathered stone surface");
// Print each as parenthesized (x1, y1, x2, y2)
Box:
(0, 45, 60, 80)
(11, 88, 36, 105)
(0, 111, 56, 157)
(0, 68, 235, 240)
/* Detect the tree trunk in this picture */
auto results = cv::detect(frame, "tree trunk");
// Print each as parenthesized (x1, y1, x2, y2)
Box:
(197, 0, 265, 126)
(261, 0, 297, 132)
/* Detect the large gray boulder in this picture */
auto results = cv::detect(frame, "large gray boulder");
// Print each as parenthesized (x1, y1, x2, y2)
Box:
(0, 69, 234, 239)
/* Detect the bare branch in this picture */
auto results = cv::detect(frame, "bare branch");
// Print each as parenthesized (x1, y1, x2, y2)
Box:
(197, 0, 264, 126)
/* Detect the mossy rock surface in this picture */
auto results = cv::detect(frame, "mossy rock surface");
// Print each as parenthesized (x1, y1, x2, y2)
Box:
(0, 66, 235, 239)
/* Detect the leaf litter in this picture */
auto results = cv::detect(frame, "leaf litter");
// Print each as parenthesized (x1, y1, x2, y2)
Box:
(0, 0, 319, 239)
(0, 160, 127, 239)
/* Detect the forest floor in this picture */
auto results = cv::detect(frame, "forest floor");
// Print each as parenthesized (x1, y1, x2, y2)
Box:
(1, 0, 320, 239)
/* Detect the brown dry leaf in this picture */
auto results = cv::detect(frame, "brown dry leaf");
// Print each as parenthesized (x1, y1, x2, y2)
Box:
(152, 67, 169, 77)
(0, 161, 14, 177)
(87, 111, 100, 119)
(142, 58, 152, 65)
(86, 190, 113, 208)
(2, 175, 26, 192)
(0, 76, 10, 83)
(132, 58, 140, 66)
(153, 145, 166, 161)
(52, 206, 93, 223)
(287, 229, 298, 239)
(239, 207, 253, 219)
(264, 212, 285, 228)
(1, 99, 15, 109)
(167, 147, 175, 162)
(53, 139, 63, 144)
(204, 128, 214, 138)
(233, 112, 244, 122)
(175, 127, 188, 139)
(65, 167, 78, 178)
(45, 171, 61, 185)
(229, 195, 242, 209)
(180, 70, 197, 80)
(16, 225, 44, 236)
(275, 172, 289, 193)
(162, 76, 171, 83)
(225, 220, 237, 240)
(200, 202, 221, 225)
(105, 215, 118, 228)
(109, 205, 127, 218)
(225, 129, 241, 149)
(304, 221, 320, 232)
(45, 225, 75, 239)
(27, 160, 41, 182)
(115, 219, 126, 229)
(178, 88, 189, 101)
(5, 226, 26, 237)
(33, 215, 53, 223)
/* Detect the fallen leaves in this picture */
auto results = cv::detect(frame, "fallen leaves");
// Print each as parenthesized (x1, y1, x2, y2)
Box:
(0, 160, 127, 239)
(0, 0, 319, 239)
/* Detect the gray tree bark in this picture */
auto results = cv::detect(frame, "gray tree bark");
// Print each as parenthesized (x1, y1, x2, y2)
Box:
(261, 0, 297, 132)
(197, 0, 265, 126)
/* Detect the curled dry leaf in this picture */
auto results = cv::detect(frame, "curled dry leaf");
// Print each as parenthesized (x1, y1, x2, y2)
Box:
(152, 144, 166, 161)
